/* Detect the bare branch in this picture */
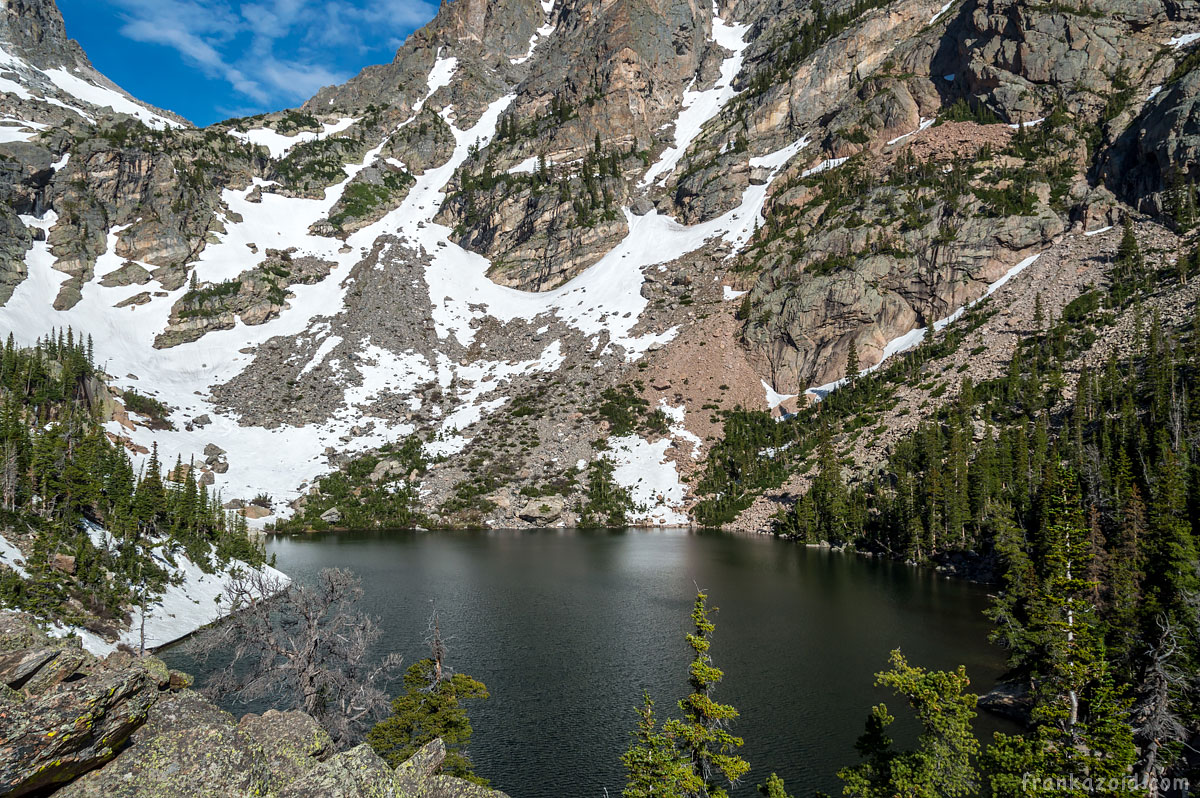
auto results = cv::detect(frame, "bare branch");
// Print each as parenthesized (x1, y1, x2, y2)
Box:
(195, 567, 402, 748)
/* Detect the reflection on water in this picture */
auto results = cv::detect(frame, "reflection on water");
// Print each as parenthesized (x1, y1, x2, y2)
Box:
(162, 529, 1010, 797)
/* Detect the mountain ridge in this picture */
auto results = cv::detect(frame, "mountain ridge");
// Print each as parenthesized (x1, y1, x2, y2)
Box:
(0, 0, 1197, 532)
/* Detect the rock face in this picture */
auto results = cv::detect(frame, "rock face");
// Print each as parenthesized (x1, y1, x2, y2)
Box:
(58, 690, 277, 798)
(0, 610, 509, 798)
(155, 249, 336, 348)
(0, 613, 167, 797)
(954, 0, 1164, 122)
(437, 164, 631, 291)
(0, 207, 32, 304)
(1102, 66, 1200, 217)
(5, 0, 1200, 524)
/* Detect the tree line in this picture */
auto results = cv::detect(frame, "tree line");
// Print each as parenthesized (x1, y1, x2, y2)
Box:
(0, 330, 263, 630)
(762, 225, 1200, 793)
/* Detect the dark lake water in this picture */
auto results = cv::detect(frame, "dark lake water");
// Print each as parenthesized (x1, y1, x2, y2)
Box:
(161, 529, 1011, 797)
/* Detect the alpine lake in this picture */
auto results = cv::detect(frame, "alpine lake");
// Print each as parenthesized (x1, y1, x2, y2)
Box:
(161, 528, 1014, 797)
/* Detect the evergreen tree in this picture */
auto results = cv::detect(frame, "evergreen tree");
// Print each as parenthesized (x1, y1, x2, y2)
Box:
(622, 693, 700, 798)
(368, 613, 489, 783)
(662, 591, 750, 797)
(835, 650, 978, 798)
(623, 592, 749, 798)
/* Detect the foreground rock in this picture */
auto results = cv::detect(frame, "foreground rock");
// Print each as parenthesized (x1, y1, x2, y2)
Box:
(0, 611, 510, 798)
(0, 613, 169, 797)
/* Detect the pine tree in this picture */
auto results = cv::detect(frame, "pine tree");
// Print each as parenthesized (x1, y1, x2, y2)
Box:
(1116, 219, 1143, 281)
(367, 614, 489, 783)
(758, 774, 794, 798)
(836, 650, 979, 798)
(662, 591, 750, 798)
(622, 693, 701, 798)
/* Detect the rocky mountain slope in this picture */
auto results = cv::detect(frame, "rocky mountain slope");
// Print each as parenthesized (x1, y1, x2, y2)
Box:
(1, 0, 1199, 530)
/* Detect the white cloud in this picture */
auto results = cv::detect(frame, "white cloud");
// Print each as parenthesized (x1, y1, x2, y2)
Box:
(102, 0, 436, 112)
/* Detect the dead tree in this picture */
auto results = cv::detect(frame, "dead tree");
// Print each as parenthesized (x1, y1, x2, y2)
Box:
(200, 567, 403, 747)
(1132, 617, 1191, 797)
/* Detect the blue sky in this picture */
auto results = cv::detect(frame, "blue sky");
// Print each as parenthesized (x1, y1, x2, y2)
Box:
(56, 0, 440, 126)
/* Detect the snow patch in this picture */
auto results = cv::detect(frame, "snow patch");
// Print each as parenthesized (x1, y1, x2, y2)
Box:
(762, 379, 797, 410)
(606, 435, 690, 525)
(43, 67, 181, 129)
(640, 3, 750, 187)
(0, 73, 32, 100)
(658, 399, 703, 459)
(0, 120, 39, 143)
(887, 117, 934, 146)
(0, 531, 29, 578)
(230, 117, 357, 160)
(929, 0, 954, 24)
(300, 334, 342, 376)
(425, 52, 458, 98)
(508, 156, 539, 174)
(802, 157, 848, 177)
(723, 286, 748, 300)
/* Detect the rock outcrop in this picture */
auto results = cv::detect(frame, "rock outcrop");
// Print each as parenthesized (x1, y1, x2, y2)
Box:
(0, 610, 510, 798)
(0, 612, 168, 797)
(155, 249, 336, 348)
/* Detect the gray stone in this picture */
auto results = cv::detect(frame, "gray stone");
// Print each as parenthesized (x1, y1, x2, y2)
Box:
(518, 495, 565, 523)
(0, 663, 160, 796)
(56, 690, 271, 798)
(238, 709, 333, 786)
(274, 743, 395, 798)
(630, 196, 655, 216)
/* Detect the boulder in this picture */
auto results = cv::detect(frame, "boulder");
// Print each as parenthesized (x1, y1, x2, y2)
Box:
(320, 507, 343, 524)
(274, 743, 395, 798)
(0, 647, 60, 689)
(978, 681, 1033, 726)
(630, 196, 654, 216)
(22, 649, 87, 695)
(52, 552, 77, 573)
(55, 690, 272, 798)
(369, 459, 405, 483)
(0, 663, 160, 796)
(114, 291, 152, 308)
(238, 709, 333, 786)
(203, 443, 226, 458)
(167, 670, 192, 690)
(191, 414, 212, 427)
(97, 261, 151, 288)
(517, 495, 565, 523)
(241, 504, 272, 520)
(394, 738, 445, 792)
